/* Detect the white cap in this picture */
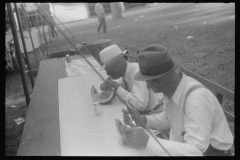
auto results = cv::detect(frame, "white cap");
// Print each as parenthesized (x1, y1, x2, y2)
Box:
(99, 44, 127, 71)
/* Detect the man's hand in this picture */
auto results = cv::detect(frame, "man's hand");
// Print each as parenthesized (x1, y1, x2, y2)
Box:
(105, 77, 120, 92)
(122, 106, 147, 127)
(123, 126, 150, 149)
(100, 82, 110, 91)
(100, 77, 119, 91)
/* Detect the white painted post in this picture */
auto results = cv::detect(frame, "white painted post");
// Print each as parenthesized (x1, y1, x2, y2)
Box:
(85, 3, 90, 19)
(13, 12, 19, 31)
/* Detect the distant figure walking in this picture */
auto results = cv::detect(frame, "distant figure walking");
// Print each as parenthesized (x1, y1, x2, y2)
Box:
(49, 16, 58, 38)
(95, 3, 107, 34)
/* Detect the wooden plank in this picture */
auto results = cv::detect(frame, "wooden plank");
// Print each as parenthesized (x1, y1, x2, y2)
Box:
(18, 58, 61, 156)
(180, 67, 234, 101)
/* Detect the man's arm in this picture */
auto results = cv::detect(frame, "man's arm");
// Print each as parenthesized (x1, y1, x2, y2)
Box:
(145, 110, 170, 131)
(116, 80, 150, 111)
(100, 77, 122, 91)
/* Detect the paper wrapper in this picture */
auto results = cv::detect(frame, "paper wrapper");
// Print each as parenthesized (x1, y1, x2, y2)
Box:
(14, 118, 25, 125)
(65, 57, 101, 77)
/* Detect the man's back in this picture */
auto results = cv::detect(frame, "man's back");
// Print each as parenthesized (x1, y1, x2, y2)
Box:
(180, 74, 233, 151)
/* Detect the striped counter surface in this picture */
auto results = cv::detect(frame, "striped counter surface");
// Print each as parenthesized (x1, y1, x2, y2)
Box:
(58, 70, 153, 156)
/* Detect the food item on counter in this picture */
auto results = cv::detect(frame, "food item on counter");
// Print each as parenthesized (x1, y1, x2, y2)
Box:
(91, 85, 116, 104)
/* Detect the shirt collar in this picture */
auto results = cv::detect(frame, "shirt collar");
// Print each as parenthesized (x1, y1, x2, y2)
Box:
(123, 62, 131, 81)
(171, 73, 187, 106)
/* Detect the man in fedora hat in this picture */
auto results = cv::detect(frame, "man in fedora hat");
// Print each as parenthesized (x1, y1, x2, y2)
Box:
(121, 44, 233, 156)
(99, 44, 164, 116)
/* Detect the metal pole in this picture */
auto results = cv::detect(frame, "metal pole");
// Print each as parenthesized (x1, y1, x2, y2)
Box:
(7, 3, 30, 106)
(47, 19, 52, 42)
(41, 4, 51, 58)
(35, 12, 44, 60)
(48, 24, 52, 42)
(41, 13, 48, 45)
(41, 14, 49, 58)
(14, 3, 35, 89)
(35, 12, 42, 42)
(23, 7, 39, 68)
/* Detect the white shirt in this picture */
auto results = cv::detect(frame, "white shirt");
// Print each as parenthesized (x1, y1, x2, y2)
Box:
(116, 62, 164, 112)
(95, 3, 105, 17)
(145, 73, 233, 156)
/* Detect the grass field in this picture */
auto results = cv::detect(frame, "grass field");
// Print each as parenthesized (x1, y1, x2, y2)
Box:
(5, 3, 235, 156)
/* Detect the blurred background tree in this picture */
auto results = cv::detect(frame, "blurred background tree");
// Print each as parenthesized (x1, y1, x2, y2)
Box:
(110, 2, 122, 20)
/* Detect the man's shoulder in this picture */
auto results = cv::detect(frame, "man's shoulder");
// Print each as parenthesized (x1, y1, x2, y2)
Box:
(127, 63, 139, 74)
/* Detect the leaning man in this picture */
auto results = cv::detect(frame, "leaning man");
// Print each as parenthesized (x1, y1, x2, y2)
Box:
(122, 44, 233, 156)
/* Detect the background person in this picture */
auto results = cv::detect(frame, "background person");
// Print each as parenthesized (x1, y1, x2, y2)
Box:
(95, 3, 107, 34)
(122, 44, 233, 156)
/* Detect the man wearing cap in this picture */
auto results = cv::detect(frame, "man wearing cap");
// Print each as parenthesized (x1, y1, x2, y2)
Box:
(121, 44, 233, 156)
(99, 44, 164, 115)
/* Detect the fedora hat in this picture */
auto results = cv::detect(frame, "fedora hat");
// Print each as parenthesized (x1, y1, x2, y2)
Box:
(99, 44, 127, 71)
(134, 44, 181, 81)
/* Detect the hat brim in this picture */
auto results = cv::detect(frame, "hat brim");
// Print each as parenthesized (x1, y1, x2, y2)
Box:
(134, 53, 181, 81)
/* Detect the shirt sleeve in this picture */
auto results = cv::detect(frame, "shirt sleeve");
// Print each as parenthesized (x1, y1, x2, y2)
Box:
(145, 88, 216, 156)
(145, 110, 171, 131)
(116, 80, 150, 111)
(146, 136, 203, 156)
(114, 78, 123, 85)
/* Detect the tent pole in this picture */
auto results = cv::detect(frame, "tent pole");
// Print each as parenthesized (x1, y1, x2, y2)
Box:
(15, 3, 35, 89)
(7, 3, 30, 106)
